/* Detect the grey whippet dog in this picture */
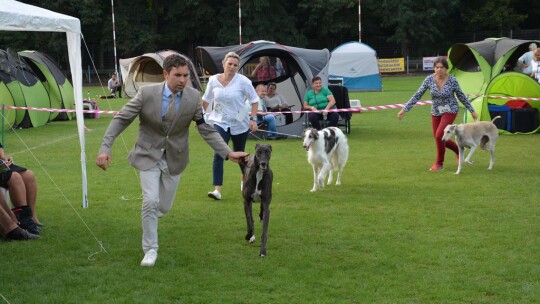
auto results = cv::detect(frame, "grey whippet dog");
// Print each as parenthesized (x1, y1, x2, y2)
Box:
(242, 144, 272, 257)
(442, 116, 500, 174)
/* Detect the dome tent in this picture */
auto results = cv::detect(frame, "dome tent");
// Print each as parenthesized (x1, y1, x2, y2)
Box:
(19, 50, 75, 121)
(0, 48, 75, 127)
(120, 50, 202, 98)
(196, 40, 330, 137)
(0, 48, 51, 128)
(448, 38, 540, 133)
(329, 41, 382, 92)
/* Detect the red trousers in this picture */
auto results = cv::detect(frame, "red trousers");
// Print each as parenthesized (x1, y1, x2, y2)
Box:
(431, 113, 459, 165)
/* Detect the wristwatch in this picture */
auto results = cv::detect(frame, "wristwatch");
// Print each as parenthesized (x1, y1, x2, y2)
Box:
(249, 116, 256, 121)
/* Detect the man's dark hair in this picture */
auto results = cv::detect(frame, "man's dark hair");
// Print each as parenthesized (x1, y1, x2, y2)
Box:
(311, 76, 321, 83)
(163, 54, 188, 73)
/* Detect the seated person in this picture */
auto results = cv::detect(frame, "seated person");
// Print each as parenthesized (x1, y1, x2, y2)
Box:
(0, 143, 41, 226)
(264, 82, 293, 124)
(517, 43, 537, 74)
(531, 49, 540, 84)
(0, 145, 40, 234)
(107, 73, 122, 97)
(303, 76, 339, 130)
(0, 190, 39, 240)
(252, 84, 286, 139)
(251, 56, 276, 81)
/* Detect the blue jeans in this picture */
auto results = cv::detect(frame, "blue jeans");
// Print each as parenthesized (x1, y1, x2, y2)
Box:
(257, 114, 278, 137)
(213, 125, 249, 186)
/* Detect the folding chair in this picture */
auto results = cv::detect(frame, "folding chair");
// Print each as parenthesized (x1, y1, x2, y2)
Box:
(328, 84, 352, 134)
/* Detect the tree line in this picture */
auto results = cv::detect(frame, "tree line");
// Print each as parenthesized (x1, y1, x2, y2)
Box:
(1, 0, 538, 71)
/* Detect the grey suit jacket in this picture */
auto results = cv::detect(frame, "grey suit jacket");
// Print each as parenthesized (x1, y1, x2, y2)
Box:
(99, 82, 231, 175)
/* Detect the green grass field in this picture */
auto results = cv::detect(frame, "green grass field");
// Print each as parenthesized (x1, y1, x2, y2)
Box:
(1, 75, 539, 303)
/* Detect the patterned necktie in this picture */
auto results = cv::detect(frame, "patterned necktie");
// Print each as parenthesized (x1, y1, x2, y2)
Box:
(164, 93, 176, 130)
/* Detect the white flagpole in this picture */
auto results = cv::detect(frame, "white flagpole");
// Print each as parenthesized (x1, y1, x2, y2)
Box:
(111, 0, 118, 77)
(358, 0, 362, 42)
(238, 0, 242, 44)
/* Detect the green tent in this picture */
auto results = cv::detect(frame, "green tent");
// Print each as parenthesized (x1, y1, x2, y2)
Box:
(0, 81, 16, 128)
(19, 50, 74, 121)
(0, 48, 51, 128)
(448, 38, 540, 133)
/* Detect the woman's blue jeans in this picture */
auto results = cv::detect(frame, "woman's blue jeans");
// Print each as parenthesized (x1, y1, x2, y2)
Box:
(212, 125, 249, 186)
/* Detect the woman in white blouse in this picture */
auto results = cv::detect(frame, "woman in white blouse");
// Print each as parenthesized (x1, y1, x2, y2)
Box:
(202, 52, 259, 200)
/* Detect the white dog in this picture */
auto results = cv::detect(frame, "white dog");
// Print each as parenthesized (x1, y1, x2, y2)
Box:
(442, 116, 500, 174)
(302, 127, 349, 192)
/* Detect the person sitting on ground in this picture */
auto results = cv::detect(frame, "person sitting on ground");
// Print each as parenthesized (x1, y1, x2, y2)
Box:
(517, 43, 537, 75)
(252, 84, 286, 140)
(251, 56, 276, 81)
(107, 73, 122, 97)
(264, 82, 293, 124)
(303, 76, 340, 130)
(0, 190, 39, 240)
(0, 143, 41, 227)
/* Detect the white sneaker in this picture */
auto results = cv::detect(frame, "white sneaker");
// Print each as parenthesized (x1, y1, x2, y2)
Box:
(208, 190, 222, 200)
(140, 249, 157, 266)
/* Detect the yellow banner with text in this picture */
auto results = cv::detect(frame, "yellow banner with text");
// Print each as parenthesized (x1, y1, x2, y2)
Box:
(378, 58, 405, 73)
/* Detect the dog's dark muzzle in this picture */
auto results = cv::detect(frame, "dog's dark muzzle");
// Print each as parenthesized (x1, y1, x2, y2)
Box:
(259, 162, 268, 170)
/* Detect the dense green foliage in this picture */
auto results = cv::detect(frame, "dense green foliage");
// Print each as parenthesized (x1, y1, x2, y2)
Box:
(1, 76, 539, 303)
(0, 0, 538, 69)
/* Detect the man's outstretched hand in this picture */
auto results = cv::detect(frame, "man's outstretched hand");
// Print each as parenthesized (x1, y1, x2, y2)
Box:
(227, 151, 249, 164)
(96, 153, 112, 171)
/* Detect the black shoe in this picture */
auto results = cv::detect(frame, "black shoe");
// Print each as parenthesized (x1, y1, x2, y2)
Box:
(267, 136, 277, 140)
(12, 206, 40, 235)
(6, 227, 40, 240)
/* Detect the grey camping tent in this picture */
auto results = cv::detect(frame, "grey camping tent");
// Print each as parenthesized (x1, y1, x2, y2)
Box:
(196, 40, 330, 137)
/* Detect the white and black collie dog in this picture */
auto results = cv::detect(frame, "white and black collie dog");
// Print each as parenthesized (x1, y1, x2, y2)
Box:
(302, 127, 349, 192)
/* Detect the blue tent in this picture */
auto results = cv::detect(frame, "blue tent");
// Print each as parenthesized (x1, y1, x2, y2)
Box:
(329, 41, 382, 92)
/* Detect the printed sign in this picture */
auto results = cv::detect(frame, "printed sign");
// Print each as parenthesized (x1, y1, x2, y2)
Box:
(423, 56, 448, 71)
(378, 58, 405, 73)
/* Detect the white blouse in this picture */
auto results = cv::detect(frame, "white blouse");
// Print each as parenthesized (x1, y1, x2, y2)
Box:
(203, 73, 259, 135)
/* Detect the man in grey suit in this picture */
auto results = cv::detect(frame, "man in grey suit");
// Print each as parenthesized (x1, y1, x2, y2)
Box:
(96, 54, 248, 267)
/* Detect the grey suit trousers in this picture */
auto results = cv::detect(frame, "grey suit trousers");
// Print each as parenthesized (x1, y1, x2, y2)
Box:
(140, 155, 181, 253)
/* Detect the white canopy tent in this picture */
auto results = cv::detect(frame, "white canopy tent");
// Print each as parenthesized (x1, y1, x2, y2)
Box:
(0, 0, 88, 207)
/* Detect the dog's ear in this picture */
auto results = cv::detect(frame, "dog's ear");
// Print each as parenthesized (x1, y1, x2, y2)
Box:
(255, 143, 260, 150)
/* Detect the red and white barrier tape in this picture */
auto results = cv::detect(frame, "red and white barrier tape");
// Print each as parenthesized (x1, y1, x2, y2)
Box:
(468, 94, 540, 101)
(4, 95, 539, 116)
(3, 102, 433, 116)
(4, 105, 119, 115)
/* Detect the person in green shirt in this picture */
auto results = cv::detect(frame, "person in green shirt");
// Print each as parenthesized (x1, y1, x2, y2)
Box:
(303, 76, 339, 130)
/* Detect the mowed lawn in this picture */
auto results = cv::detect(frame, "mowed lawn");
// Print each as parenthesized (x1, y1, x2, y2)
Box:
(1, 75, 539, 303)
